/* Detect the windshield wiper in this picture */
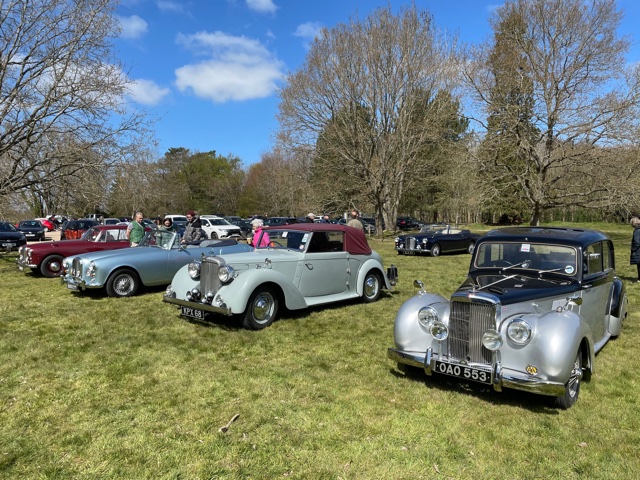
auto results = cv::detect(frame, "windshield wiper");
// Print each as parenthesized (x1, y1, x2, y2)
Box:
(499, 260, 531, 272)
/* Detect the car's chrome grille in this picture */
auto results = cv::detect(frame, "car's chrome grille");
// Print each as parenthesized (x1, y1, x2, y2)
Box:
(201, 259, 222, 296)
(407, 237, 416, 250)
(449, 300, 496, 364)
(71, 257, 83, 277)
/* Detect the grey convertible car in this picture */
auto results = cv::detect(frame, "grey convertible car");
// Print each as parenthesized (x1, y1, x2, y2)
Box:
(388, 227, 628, 409)
(61, 230, 253, 297)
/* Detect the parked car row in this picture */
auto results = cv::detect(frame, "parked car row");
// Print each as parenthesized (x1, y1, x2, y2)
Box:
(11, 219, 629, 409)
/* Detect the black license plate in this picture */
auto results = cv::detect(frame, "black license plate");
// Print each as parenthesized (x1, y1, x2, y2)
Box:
(434, 361, 492, 384)
(181, 306, 206, 320)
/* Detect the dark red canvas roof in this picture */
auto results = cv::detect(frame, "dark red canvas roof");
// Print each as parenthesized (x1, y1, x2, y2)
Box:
(264, 223, 372, 255)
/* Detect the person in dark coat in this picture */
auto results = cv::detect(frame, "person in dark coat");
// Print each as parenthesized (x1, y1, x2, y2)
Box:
(630, 217, 640, 282)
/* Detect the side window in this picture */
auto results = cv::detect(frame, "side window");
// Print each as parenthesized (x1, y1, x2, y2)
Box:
(585, 242, 603, 275)
(602, 241, 613, 271)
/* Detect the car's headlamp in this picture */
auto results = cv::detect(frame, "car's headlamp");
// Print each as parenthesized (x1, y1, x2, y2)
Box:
(394, 237, 400, 242)
(218, 265, 235, 283)
(418, 306, 439, 329)
(507, 319, 532, 344)
(188, 261, 201, 279)
(482, 329, 503, 351)
(86, 261, 97, 277)
(430, 321, 448, 341)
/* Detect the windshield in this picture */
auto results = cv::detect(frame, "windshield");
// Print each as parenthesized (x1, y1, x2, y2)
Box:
(255, 229, 310, 250)
(82, 227, 102, 242)
(20, 221, 41, 227)
(475, 242, 578, 276)
(0, 222, 17, 232)
(140, 230, 177, 250)
(210, 218, 232, 226)
(420, 224, 448, 234)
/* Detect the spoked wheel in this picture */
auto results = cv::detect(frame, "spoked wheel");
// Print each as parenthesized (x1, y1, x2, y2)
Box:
(40, 254, 64, 277)
(554, 350, 583, 409)
(362, 271, 381, 303)
(105, 269, 140, 297)
(242, 287, 279, 330)
(430, 243, 441, 257)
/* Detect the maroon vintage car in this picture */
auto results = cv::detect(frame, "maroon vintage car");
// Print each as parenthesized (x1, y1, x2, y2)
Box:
(16, 225, 147, 277)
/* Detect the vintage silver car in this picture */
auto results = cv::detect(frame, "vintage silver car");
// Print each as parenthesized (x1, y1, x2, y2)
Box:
(163, 223, 398, 329)
(61, 230, 253, 297)
(388, 227, 628, 408)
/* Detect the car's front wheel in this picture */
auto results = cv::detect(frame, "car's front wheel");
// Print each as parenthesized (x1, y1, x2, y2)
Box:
(40, 254, 64, 277)
(362, 271, 381, 303)
(430, 243, 441, 257)
(106, 269, 140, 297)
(210, 231, 218, 239)
(555, 350, 583, 409)
(242, 286, 279, 329)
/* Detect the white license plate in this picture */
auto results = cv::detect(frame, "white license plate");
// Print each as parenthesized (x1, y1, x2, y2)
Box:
(66, 283, 79, 290)
(434, 361, 492, 384)
(181, 306, 206, 320)
(2, 243, 16, 247)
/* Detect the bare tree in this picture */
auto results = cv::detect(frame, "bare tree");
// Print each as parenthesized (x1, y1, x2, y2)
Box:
(277, 4, 461, 231)
(0, 0, 151, 201)
(465, 0, 640, 225)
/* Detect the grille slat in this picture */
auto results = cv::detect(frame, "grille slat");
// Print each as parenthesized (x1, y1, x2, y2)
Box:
(407, 237, 416, 250)
(449, 300, 496, 364)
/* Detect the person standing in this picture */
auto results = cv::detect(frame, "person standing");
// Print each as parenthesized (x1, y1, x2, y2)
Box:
(630, 217, 640, 282)
(159, 217, 176, 232)
(347, 209, 364, 230)
(320, 214, 331, 223)
(248, 219, 270, 248)
(126, 212, 145, 246)
(181, 210, 203, 245)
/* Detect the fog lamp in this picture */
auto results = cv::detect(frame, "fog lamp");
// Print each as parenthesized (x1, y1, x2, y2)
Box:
(482, 329, 503, 351)
(430, 321, 448, 341)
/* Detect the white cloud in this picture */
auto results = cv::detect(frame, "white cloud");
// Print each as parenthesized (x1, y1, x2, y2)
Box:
(293, 22, 323, 42)
(174, 31, 284, 103)
(157, 1, 185, 13)
(117, 15, 148, 40)
(127, 79, 171, 105)
(246, 0, 277, 14)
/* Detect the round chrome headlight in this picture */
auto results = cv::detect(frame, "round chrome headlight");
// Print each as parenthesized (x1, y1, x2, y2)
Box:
(507, 320, 532, 344)
(482, 329, 503, 351)
(188, 261, 201, 279)
(430, 321, 448, 341)
(418, 306, 439, 329)
(218, 265, 235, 283)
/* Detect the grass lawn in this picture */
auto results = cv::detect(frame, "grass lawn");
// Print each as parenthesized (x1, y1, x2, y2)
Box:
(1, 222, 639, 479)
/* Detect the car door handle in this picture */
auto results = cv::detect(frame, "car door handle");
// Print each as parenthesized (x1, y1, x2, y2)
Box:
(305, 263, 313, 270)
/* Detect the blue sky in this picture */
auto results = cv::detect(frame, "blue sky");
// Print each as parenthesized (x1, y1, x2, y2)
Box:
(115, 0, 640, 167)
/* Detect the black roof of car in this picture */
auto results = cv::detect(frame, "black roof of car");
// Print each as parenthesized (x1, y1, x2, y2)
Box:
(480, 227, 610, 249)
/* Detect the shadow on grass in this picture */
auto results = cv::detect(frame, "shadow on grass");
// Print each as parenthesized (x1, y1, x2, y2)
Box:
(389, 364, 562, 414)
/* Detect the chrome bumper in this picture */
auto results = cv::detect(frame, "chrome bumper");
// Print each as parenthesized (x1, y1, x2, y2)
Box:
(388, 347, 566, 397)
(162, 295, 233, 316)
(61, 275, 88, 291)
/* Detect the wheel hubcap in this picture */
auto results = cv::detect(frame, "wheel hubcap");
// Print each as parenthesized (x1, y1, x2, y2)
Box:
(364, 276, 378, 298)
(567, 357, 582, 398)
(115, 275, 134, 296)
(48, 261, 61, 272)
(253, 293, 274, 323)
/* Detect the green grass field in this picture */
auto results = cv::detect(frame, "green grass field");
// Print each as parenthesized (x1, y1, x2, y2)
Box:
(1, 222, 639, 479)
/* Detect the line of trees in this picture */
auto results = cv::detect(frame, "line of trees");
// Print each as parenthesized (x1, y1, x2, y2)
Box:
(2, 1, 639, 227)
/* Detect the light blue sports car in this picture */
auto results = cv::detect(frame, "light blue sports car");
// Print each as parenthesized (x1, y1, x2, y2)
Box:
(61, 230, 253, 297)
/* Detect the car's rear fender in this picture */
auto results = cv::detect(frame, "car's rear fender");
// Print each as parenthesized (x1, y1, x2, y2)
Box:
(608, 277, 627, 336)
(355, 258, 394, 293)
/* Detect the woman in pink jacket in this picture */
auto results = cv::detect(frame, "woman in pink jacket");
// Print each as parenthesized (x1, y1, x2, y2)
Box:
(249, 219, 270, 248)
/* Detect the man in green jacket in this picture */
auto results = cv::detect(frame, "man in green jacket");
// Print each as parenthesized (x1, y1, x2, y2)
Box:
(126, 212, 145, 246)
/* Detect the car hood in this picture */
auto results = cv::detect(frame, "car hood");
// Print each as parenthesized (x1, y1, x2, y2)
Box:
(0, 232, 26, 241)
(26, 239, 92, 251)
(459, 273, 580, 305)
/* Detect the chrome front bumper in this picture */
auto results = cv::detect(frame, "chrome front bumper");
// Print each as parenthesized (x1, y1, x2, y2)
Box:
(162, 295, 233, 316)
(387, 347, 566, 397)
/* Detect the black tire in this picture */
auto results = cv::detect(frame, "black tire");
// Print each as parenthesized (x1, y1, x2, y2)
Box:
(242, 286, 279, 329)
(210, 232, 218, 240)
(362, 271, 381, 303)
(430, 243, 441, 257)
(40, 254, 64, 278)
(554, 350, 583, 409)
(467, 241, 476, 254)
(105, 268, 140, 297)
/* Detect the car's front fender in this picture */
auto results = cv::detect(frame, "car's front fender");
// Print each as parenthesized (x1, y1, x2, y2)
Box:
(393, 293, 450, 352)
(499, 309, 594, 382)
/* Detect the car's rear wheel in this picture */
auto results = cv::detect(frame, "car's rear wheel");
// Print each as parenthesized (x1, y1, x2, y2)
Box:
(40, 254, 64, 278)
(555, 350, 583, 409)
(430, 243, 441, 257)
(467, 241, 476, 254)
(106, 268, 140, 297)
(242, 286, 279, 329)
(362, 271, 381, 303)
